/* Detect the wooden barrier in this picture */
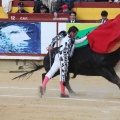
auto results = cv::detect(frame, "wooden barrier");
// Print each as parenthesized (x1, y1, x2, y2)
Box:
(8, 13, 69, 22)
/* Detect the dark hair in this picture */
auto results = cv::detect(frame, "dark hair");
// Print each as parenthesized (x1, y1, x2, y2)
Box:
(101, 10, 108, 17)
(33, 1, 43, 13)
(68, 26, 79, 33)
(69, 11, 76, 16)
(18, 2, 24, 7)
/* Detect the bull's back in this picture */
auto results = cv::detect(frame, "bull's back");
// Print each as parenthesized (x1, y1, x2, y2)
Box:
(69, 45, 120, 75)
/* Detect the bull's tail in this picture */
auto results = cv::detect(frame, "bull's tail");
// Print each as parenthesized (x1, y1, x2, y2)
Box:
(12, 62, 44, 80)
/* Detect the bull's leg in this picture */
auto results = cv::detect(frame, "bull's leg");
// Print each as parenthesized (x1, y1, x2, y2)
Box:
(65, 73, 76, 94)
(100, 67, 120, 89)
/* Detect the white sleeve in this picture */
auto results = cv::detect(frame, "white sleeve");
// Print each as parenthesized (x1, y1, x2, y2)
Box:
(74, 36, 87, 44)
(50, 31, 67, 47)
(59, 37, 68, 51)
(2, 0, 13, 14)
(49, 37, 58, 47)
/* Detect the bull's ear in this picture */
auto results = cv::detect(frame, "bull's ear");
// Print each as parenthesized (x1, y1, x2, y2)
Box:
(58, 30, 67, 37)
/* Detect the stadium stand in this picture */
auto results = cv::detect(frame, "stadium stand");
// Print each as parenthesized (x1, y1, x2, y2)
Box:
(0, 1, 120, 22)
(73, 2, 120, 23)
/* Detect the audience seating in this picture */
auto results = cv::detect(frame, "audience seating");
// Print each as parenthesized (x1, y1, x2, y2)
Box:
(0, 1, 120, 22)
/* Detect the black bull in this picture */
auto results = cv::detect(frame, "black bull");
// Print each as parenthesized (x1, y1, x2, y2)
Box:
(42, 44, 120, 93)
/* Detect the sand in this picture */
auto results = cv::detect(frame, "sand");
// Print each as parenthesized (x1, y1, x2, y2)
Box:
(0, 62, 120, 120)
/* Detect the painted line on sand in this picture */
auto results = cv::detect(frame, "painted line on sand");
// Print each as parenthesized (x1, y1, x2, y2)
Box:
(0, 94, 120, 104)
(0, 86, 117, 93)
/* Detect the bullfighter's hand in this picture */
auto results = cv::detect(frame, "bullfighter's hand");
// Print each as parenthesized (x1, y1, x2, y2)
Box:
(46, 46, 53, 51)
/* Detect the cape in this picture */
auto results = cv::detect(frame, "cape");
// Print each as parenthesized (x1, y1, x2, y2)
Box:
(87, 14, 120, 53)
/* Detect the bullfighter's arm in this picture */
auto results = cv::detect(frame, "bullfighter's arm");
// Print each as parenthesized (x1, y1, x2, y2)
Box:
(49, 31, 67, 47)
(74, 36, 87, 44)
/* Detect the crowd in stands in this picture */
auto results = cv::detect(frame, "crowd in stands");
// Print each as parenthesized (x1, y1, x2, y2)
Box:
(15, 0, 111, 23)
(1, 0, 120, 23)
(19, 0, 120, 2)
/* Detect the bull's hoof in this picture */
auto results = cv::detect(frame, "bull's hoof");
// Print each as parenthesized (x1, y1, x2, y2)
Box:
(60, 94, 69, 98)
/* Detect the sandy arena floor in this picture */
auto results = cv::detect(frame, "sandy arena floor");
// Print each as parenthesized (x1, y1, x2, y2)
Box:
(0, 62, 120, 120)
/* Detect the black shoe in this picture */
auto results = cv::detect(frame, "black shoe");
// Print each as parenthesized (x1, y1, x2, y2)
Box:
(60, 94, 69, 98)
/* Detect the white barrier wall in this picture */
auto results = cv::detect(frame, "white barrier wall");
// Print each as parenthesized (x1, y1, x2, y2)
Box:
(41, 22, 56, 54)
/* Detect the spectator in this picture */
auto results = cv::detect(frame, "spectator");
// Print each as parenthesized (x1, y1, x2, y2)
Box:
(33, 0, 43, 13)
(38, 5, 49, 13)
(66, 11, 80, 23)
(96, 10, 108, 23)
(42, 0, 52, 11)
(64, 0, 74, 10)
(16, 2, 29, 13)
(52, 0, 64, 12)
(61, 4, 71, 13)
(53, 4, 71, 18)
